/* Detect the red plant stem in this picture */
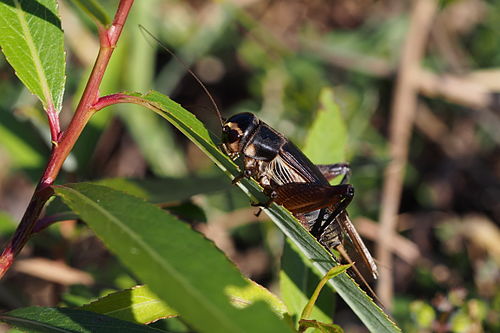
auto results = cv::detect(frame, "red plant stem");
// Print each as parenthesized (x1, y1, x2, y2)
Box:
(93, 93, 161, 113)
(46, 104, 61, 143)
(92, 93, 137, 110)
(0, 0, 135, 278)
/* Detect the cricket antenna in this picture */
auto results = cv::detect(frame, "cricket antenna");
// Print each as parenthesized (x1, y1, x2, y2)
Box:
(138, 25, 225, 128)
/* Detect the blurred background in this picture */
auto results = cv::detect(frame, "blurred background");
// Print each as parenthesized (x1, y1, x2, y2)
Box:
(0, 0, 499, 332)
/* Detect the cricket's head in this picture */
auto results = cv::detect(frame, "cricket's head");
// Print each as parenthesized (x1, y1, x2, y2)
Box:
(221, 112, 259, 155)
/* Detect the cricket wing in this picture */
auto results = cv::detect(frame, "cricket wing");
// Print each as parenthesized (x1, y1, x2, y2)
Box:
(338, 212, 378, 280)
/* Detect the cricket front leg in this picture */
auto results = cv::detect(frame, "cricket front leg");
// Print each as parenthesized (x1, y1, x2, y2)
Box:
(231, 156, 258, 184)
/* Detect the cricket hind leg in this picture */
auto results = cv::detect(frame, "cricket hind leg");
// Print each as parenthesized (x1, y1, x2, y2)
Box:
(316, 163, 351, 184)
(308, 187, 355, 238)
(275, 183, 354, 215)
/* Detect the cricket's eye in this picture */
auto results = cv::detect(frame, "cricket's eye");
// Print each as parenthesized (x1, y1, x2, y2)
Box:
(222, 125, 240, 144)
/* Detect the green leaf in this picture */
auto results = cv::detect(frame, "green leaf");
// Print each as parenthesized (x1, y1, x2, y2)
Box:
(0, 0, 65, 113)
(69, 0, 110, 26)
(123, 90, 401, 332)
(0, 307, 163, 333)
(53, 183, 292, 333)
(303, 88, 347, 164)
(81, 286, 177, 324)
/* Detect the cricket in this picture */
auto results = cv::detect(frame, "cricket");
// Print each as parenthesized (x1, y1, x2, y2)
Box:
(146, 25, 380, 298)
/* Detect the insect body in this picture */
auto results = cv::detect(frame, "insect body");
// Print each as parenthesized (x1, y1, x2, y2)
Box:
(140, 25, 379, 286)
(221, 112, 378, 280)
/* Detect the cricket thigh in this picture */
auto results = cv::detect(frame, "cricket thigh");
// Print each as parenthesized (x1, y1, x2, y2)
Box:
(275, 183, 352, 214)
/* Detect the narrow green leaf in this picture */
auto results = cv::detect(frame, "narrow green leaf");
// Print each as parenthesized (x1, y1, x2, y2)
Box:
(0, 0, 65, 113)
(81, 286, 177, 324)
(0, 307, 163, 333)
(82, 281, 287, 325)
(53, 183, 292, 333)
(69, 0, 110, 26)
(124, 90, 401, 332)
(303, 88, 347, 164)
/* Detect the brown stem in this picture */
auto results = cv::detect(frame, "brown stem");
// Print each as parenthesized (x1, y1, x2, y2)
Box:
(0, 0, 135, 278)
(375, 0, 437, 308)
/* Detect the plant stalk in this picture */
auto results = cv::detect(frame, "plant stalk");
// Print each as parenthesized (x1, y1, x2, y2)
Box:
(0, 0, 135, 278)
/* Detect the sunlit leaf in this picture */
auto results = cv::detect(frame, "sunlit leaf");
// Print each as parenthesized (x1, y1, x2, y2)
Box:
(82, 281, 287, 325)
(81, 286, 177, 324)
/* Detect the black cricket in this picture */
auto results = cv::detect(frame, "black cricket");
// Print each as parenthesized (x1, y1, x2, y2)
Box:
(221, 112, 378, 282)
(140, 25, 379, 291)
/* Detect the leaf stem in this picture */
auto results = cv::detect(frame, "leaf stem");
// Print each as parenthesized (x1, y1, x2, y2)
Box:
(0, 0, 135, 278)
(46, 104, 61, 142)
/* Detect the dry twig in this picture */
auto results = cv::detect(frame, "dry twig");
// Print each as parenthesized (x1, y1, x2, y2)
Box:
(376, 0, 438, 308)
